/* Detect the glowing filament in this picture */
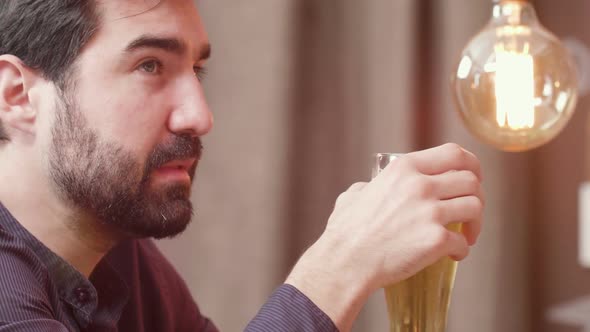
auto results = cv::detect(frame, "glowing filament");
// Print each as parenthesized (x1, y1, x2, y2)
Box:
(494, 46, 535, 129)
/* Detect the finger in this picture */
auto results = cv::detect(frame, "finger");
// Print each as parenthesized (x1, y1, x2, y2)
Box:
(460, 185, 485, 245)
(431, 195, 483, 226)
(461, 216, 482, 246)
(404, 143, 482, 181)
(334, 190, 363, 209)
(446, 230, 470, 261)
(430, 170, 481, 200)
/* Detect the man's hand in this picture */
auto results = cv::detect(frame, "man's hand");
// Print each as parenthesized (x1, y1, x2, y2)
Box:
(285, 143, 484, 332)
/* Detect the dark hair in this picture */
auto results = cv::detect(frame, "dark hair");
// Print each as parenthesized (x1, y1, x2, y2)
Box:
(0, 0, 100, 141)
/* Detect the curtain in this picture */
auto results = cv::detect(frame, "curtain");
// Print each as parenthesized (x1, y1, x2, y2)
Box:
(158, 1, 590, 331)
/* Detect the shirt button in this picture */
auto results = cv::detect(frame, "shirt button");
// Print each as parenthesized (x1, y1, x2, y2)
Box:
(74, 287, 90, 303)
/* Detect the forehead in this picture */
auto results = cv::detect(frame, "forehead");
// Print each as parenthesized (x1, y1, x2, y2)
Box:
(93, 0, 208, 54)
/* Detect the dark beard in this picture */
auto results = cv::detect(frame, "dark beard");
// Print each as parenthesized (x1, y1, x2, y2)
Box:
(48, 90, 202, 239)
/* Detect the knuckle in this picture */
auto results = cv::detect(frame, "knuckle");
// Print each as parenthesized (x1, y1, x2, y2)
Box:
(446, 143, 466, 162)
(464, 172, 479, 192)
(393, 156, 412, 173)
(347, 182, 366, 192)
(425, 202, 444, 222)
(335, 192, 352, 207)
(475, 197, 485, 215)
(468, 196, 484, 215)
(444, 143, 463, 155)
(409, 175, 434, 198)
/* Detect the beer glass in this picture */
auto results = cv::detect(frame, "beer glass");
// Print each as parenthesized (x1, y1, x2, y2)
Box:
(372, 153, 461, 332)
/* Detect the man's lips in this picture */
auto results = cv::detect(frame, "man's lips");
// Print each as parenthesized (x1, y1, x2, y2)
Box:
(152, 158, 196, 181)
(158, 158, 196, 171)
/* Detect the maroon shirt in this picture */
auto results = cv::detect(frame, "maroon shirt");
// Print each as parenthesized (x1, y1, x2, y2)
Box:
(0, 202, 338, 331)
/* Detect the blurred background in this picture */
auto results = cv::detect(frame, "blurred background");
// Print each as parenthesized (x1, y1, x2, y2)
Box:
(157, 0, 590, 331)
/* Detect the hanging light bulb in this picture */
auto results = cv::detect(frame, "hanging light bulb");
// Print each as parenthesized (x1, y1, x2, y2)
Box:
(451, 0, 579, 152)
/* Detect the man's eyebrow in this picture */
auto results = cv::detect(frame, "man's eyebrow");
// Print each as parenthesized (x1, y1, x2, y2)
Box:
(124, 35, 211, 61)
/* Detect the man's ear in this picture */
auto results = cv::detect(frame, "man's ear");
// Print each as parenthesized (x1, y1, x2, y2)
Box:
(0, 55, 41, 139)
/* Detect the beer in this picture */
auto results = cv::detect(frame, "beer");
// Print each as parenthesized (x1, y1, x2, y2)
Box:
(373, 153, 462, 332)
(384, 223, 462, 332)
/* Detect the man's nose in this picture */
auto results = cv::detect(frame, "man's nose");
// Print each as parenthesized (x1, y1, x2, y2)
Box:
(167, 77, 213, 137)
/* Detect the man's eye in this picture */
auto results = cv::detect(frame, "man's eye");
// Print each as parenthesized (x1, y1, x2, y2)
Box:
(138, 60, 162, 74)
(194, 66, 208, 81)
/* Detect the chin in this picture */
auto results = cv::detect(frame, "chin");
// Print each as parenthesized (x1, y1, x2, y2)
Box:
(109, 186, 195, 240)
(144, 197, 194, 239)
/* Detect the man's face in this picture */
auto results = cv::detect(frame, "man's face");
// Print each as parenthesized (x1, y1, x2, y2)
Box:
(47, 0, 213, 239)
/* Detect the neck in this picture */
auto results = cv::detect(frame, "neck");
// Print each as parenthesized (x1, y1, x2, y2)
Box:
(0, 145, 120, 277)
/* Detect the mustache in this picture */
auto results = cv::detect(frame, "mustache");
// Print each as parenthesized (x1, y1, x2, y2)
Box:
(144, 135, 203, 173)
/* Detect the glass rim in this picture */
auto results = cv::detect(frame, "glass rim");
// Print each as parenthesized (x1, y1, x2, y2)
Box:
(373, 153, 405, 178)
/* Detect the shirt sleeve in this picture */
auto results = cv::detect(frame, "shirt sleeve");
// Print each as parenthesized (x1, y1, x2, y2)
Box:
(245, 284, 338, 332)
